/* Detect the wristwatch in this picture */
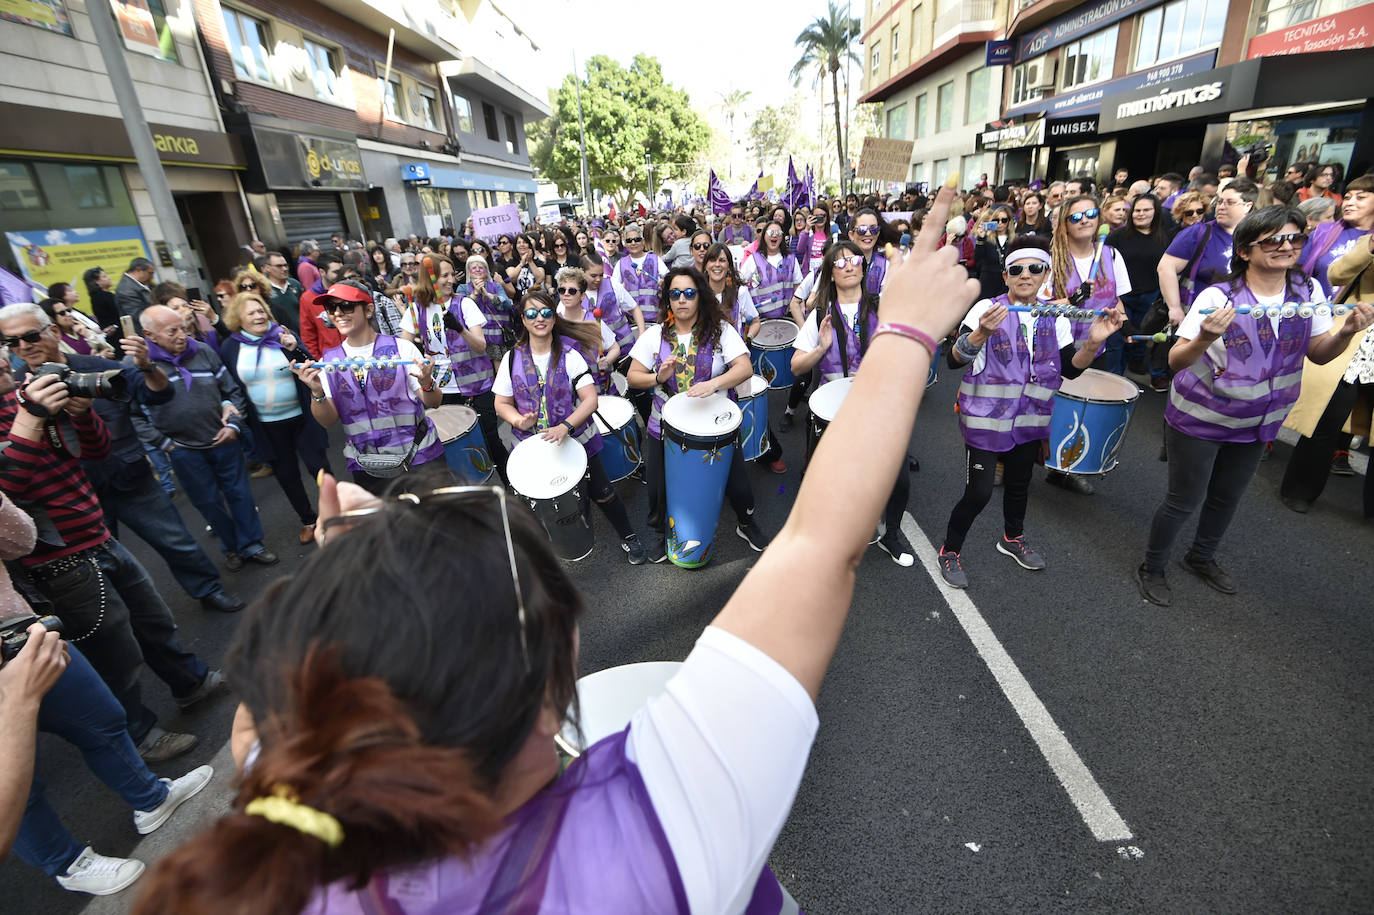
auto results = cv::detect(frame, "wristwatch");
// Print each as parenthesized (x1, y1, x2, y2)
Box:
(311, 391, 327, 403)
(561, 420, 575, 433)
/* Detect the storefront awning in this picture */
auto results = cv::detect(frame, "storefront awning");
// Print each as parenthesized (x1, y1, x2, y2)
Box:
(404, 163, 536, 194)
(0, 104, 245, 169)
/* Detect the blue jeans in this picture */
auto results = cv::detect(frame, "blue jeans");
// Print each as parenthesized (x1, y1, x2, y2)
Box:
(144, 442, 176, 495)
(1120, 290, 1164, 377)
(168, 441, 266, 556)
(14, 646, 168, 877)
(99, 468, 223, 599)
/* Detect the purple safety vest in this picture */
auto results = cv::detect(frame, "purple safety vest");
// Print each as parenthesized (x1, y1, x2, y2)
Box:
(617, 254, 663, 323)
(323, 335, 445, 472)
(1301, 220, 1367, 296)
(646, 328, 722, 440)
(1166, 278, 1315, 444)
(864, 252, 889, 297)
(458, 281, 514, 350)
(722, 223, 755, 245)
(749, 251, 798, 320)
(591, 280, 635, 350)
(1065, 245, 1119, 340)
(564, 297, 613, 391)
(817, 304, 879, 382)
(509, 339, 603, 457)
(956, 296, 1064, 452)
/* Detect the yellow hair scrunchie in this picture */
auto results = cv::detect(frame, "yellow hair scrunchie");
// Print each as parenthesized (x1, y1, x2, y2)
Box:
(245, 787, 344, 847)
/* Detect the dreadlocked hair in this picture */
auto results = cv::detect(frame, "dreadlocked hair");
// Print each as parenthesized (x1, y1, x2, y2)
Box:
(1050, 194, 1100, 299)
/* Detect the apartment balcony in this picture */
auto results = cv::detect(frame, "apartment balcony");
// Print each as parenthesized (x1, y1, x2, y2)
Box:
(314, 0, 462, 61)
(932, 0, 998, 47)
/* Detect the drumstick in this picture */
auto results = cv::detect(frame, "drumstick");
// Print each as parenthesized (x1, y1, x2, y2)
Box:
(1126, 333, 1171, 343)
(1197, 304, 1356, 318)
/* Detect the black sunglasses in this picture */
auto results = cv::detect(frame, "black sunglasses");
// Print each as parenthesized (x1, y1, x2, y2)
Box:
(556, 286, 582, 296)
(3, 329, 46, 346)
(1251, 232, 1308, 252)
(238, 283, 257, 291)
(691, 241, 711, 250)
(324, 300, 363, 313)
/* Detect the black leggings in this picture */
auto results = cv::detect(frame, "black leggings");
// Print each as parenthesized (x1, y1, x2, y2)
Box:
(943, 440, 1040, 553)
(258, 414, 331, 524)
(1281, 379, 1372, 514)
(786, 372, 812, 411)
(643, 434, 755, 535)
(447, 390, 510, 484)
(584, 453, 635, 539)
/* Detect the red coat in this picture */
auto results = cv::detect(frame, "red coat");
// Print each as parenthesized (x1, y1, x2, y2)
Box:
(298, 284, 343, 358)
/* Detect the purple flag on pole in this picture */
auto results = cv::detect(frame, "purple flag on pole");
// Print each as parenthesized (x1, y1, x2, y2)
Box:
(707, 170, 732, 215)
(0, 265, 35, 306)
(784, 157, 801, 209)
(804, 165, 816, 208)
(746, 170, 761, 200)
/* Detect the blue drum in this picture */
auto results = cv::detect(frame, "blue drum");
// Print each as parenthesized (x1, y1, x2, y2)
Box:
(927, 341, 941, 388)
(735, 374, 770, 462)
(592, 394, 641, 482)
(749, 319, 798, 389)
(661, 392, 742, 569)
(428, 404, 494, 483)
(1047, 369, 1141, 475)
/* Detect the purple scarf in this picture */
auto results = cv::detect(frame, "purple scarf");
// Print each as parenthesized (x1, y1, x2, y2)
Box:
(146, 336, 200, 390)
(229, 323, 285, 366)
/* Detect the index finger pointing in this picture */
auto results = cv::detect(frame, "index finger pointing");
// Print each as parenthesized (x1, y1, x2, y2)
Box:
(913, 174, 961, 258)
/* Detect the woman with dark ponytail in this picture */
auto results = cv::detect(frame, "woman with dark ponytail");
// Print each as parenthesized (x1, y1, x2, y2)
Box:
(493, 289, 647, 564)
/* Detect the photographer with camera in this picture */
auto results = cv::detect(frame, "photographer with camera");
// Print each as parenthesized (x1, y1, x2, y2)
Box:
(1, 304, 245, 614)
(0, 314, 220, 763)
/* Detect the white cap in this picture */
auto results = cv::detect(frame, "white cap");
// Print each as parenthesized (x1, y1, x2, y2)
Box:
(946, 215, 967, 237)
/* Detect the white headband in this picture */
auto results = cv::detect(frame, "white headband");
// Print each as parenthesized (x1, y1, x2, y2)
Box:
(1005, 249, 1051, 268)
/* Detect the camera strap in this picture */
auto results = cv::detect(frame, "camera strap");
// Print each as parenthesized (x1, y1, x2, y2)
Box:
(42, 416, 80, 460)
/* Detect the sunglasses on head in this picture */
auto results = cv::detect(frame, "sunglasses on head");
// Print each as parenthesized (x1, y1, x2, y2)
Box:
(667, 288, 698, 302)
(324, 300, 362, 313)
(1006, 262, 1048, 277)
(524, 307, 555, 320)
(2, 329, 45, 347)
(1251, 232, 1307, 252)
(834, 254, 864, 269)
(691, 241, 711, 250)
(556, 286, 582, 296)
(1067, 208, 1100, 224)
(854, 225, 880, 237)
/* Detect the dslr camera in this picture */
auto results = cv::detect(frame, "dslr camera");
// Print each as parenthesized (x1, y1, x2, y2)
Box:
(32, 362, 129, 401)
(0, 613, 62, 662)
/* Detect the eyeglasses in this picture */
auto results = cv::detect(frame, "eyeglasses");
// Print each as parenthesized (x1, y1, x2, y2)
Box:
(498, 239, 512, 246)
(667, 288, 698, 302)
(52, 308, 70, 316)
(1066, 208, 1099, 224)
(1, 330, 45, 347)
(833, 254, 865, 269)
(554, 242, 567, 248)
(624, 236, 643, 244)
(1005, 262, 1048, 277)
(1214, 198, 1245, 208)
(401, 261, 417, 267)
(321, 485, 530, 670)
(994, 218, 1010, 224)
(324, 300, 363, 313)
(239, 283, 257, 291)
(691, 241, 711, 251)
(1182, 208, 1205, 217)
(523, 307, 556, 320)
(556, 286, 582, 296)
(268, 261, 288, 269)
(854, 225, 880, 237)
(1250, 232, 1307, 252)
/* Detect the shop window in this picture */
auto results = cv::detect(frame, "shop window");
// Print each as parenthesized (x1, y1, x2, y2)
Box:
(453, 95, 474, 134)
(965, 67, 989, 125)
(1062, 25, 1117, 90)
(221, 7, 274, 85)
(0, 162, 43, 211)
(1256, 0, 1363, 34)
(1011, 59, 1046, 107)
(915, 93, 929, 138)
(1135, 0, 1226, 70)
(483, 102, 500, 141)
(936, 81, 953, 133)
(64, 166, 110, 208)
(886, 102, 908, 139)
(304, 39, 342, 102)
(114, 0, 180, 63)
(504, 113, 520, 155)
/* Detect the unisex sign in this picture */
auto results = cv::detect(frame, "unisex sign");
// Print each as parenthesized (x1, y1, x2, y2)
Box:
(1014, 0, 1166, 63)
(471, 203, 523, 241)
(857, 137, 916, 182)
(1047, 114, 1099, 143)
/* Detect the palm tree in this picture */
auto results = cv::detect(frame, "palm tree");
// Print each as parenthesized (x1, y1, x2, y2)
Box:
(791, 1, 860, 194)
(718, 89, 752, 179)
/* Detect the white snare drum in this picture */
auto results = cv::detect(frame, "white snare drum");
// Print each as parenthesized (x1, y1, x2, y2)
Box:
(808, 377, 853, 437)
(507, 436, 593, 561)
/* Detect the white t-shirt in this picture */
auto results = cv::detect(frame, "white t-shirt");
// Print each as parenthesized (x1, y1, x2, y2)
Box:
(492, 345, 593, 397)
(959, 298, 1076, 376)
(629, 321, 749, 378)
(627, 626, 819, 915)
(1179, 280, 1332, 346)
(739, 252, 803, 287)
(792, 271, 818, 308)
(795, 299, 860, 353)
(322, 336, 426, 400)
(557, 303, 617, 351)
(1071, 249, 1132, 298)
(400, 297, 487, 393)
(708, 286, 758, 332)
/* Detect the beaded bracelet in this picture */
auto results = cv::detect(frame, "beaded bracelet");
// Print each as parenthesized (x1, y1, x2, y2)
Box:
(873, 322, 938, 361)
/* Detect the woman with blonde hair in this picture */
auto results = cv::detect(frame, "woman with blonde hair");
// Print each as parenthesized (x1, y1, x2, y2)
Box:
(1171, 191, 1210, 231)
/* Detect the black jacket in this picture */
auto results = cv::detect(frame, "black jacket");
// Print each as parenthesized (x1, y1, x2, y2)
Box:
(972, 236, 1010, 301)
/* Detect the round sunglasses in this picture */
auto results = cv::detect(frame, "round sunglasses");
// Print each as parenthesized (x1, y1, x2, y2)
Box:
(523, 307, 555, 320)
(667, 288, 698, 302)
(1066, 208, 1099, 224)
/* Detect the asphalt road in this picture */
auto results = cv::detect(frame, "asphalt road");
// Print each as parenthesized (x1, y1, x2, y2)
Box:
(6, 369, 1372, 914)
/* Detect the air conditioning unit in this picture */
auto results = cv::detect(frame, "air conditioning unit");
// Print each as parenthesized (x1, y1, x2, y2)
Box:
(1029, 59, 1058, 92)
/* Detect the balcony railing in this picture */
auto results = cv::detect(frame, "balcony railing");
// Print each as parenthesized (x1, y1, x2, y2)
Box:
(933, 0, 998, 43)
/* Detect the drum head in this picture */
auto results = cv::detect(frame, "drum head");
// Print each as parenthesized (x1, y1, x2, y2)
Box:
(734, 374, 769, 399)
(507, 436, 588, 500)
(610, 371, 628, 396)
(427, 404, 477, 442)
(809, 377, 854, 423)
(1058, 368, 1141, 404)
(753, 319, 799, 349)
(662, 391, 742, 437)
(593, 395, 635, 433)
(560, 661, 684, 750)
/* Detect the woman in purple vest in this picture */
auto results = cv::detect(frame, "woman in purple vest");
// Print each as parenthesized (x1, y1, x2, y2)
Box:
(611, 225, 661, 338)
(1298, 173, 1374, 296)
(1135, 206, 1374, 607)
(1045, 195, 1132, 495)
(552, 266, 619, 392)
(131, 185, 981, 915)
(739, 223, 802, 321)
(579, 253, 635, 352)
(627, 266, 772, 563)
(935, 237, 1122, 589)
(292, 282, 444, 496)
(456, 254, 517, 363)
(847, 207, 894, 297)
(493, 290, 646, 564)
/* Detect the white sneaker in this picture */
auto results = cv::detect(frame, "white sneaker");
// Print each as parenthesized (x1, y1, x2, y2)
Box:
(133, 764, 214, 835)
(55, 846, 145, 895)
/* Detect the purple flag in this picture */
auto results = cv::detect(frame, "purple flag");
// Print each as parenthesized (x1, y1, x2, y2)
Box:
(784, 157, 801, 209)
(746, 171, 762, 200)
(804, 165, 816, 208)
(0, 265, 36, 306)
(707, 169, 732, 215)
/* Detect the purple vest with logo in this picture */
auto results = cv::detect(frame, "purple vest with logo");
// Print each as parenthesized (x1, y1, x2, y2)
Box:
(722, 223, 755, 245)
(1301, 220, 1367, 296)
(565, 297, 613, 391)
(647, 329, 726, 440)
(592, 281, 635, 349)
(1166, 279, 1315, 444)
(618, 254, 663, 322)
(956, 296, 1064, 452)
(749, 251, 798, 320)
(1066, 245, 1119, 340)
(323, 335, 444, 472)
(817, 304, 879, 382)
(864, 252, 889, 297)
(458, 281, 513, 350)
(510, 339, 603, 457)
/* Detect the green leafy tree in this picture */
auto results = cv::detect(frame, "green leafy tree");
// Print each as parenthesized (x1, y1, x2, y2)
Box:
(747, 102, 797, 177)
(791, 1, 861, 194)
(529, 55, 710, 210)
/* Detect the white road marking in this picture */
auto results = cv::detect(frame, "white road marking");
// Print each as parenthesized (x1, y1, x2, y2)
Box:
(901, 515, 1135, 843)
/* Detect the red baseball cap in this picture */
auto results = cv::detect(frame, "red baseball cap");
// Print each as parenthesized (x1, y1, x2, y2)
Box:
(315, 281, 372, 308)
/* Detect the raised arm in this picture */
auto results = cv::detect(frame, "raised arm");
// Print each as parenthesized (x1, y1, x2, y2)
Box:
(710, 184, 979, 700)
